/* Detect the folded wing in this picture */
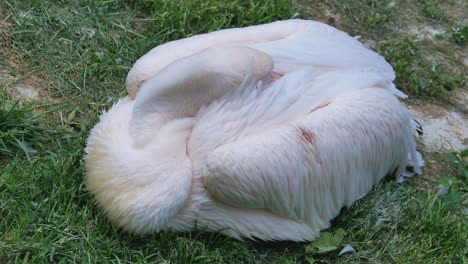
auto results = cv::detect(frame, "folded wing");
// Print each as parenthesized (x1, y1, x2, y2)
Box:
(199, 88, 417, 229)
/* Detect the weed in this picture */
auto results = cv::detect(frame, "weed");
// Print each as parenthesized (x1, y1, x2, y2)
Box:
(378, 38, 466, 95)
(420, 0, 442, 19)
(363, 12, 387, 26)
(436, 150, 468, 207)
(306, 228, 347, 255)
(449, 26, 468, 46)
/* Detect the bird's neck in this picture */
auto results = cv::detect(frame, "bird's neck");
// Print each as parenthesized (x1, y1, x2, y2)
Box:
(85, 99, 194, 233)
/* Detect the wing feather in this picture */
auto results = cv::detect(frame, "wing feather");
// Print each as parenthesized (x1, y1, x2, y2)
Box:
(199, 88, 416, 228)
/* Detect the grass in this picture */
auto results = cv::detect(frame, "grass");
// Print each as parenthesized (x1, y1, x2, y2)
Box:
(377, 37, 465, 96)
(1, 0, 467, 263)
(0, 101, 47, 159)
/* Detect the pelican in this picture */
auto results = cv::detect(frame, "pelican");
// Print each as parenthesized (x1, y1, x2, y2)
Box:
(85, 19, 423, 241)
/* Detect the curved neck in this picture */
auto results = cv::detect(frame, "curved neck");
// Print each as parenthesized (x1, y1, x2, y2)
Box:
(85, 100, 194, 233)
(129, 46, 273, 146)
(126, 20, 303, 97)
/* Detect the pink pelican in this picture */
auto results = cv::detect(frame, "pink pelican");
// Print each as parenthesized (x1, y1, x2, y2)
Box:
(85, 19, 423, 241)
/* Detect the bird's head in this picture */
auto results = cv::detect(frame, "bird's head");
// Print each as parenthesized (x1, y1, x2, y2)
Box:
(85, 46, 273, 233)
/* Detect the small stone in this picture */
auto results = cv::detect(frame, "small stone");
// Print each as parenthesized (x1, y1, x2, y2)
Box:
(363, 39, 377, 50)
(10, 85, 40, 100)
(407, 102, 467, 152)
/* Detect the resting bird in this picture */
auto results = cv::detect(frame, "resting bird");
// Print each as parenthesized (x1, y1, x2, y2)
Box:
(85, 19, 423, 241)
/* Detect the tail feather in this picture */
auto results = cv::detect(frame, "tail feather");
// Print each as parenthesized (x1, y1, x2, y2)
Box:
(412, 118, 424, 136)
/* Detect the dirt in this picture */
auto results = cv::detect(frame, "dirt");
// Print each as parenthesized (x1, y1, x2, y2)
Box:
(451, 89, 468, 112)
(1, 39, 50, 101)
(440, 0, 468, 25)
(0, 13, 12, 33)
(0, 71, 45, 101)
(406, 90, 467, 153)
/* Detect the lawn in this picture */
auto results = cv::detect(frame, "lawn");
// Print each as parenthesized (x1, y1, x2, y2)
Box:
(1, 0, 467, 263)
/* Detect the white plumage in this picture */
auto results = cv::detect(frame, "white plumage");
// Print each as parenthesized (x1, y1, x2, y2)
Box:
(85, 19, 423, 241)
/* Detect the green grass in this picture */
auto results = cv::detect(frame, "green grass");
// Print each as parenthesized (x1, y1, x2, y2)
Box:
(1, 0, 467, 263)
(0, 100, 48, 159)
(377, 37, 465, 96)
